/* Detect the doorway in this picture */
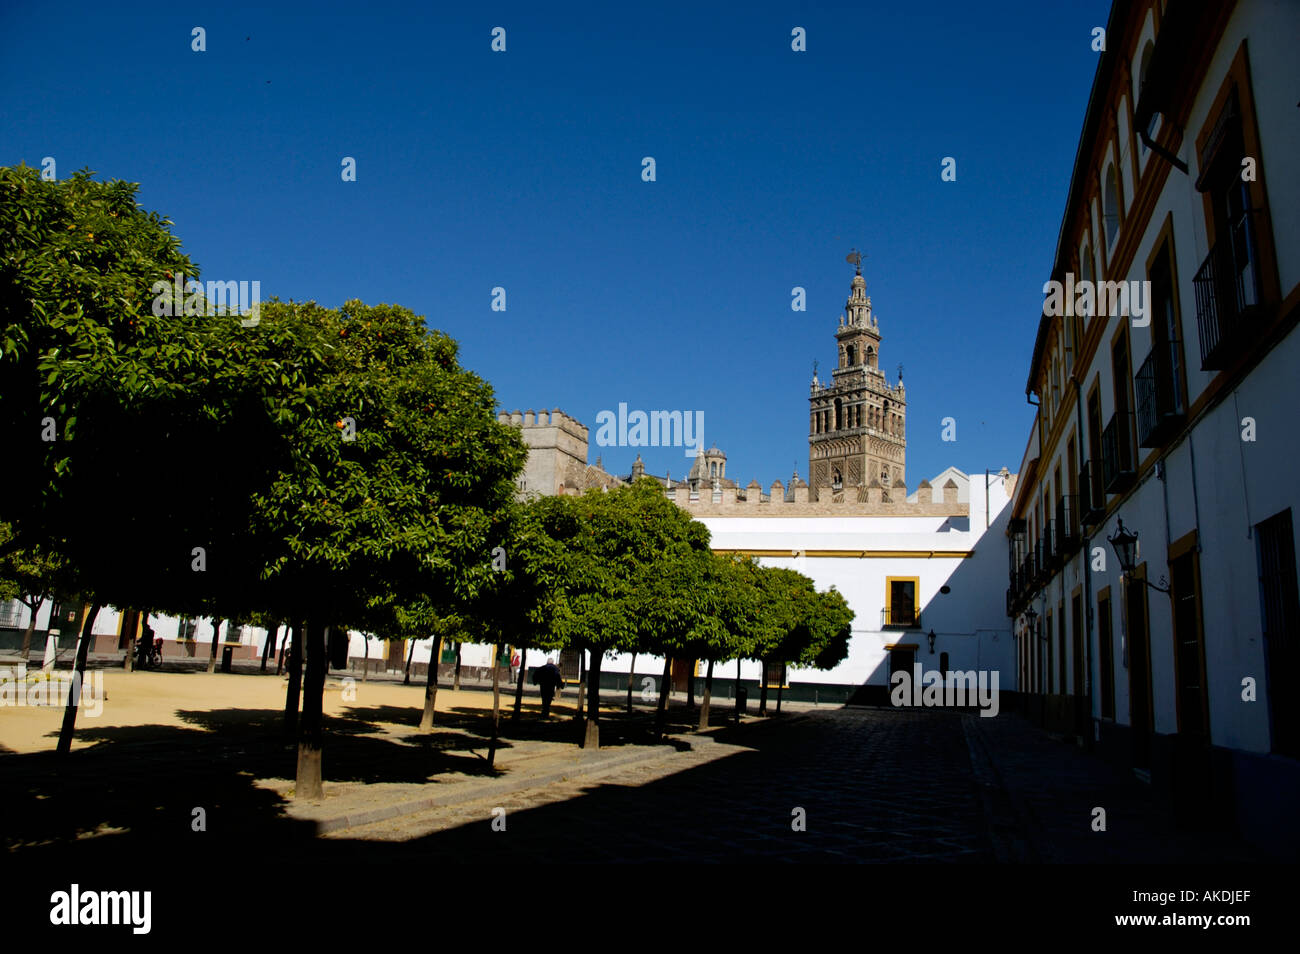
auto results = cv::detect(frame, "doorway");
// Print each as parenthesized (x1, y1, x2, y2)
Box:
(888, 645, 916, 704)
(1126, 577, 1153, 770)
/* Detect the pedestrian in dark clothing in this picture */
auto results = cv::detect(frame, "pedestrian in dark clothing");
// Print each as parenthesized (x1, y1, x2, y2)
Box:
(537, 659, 563, 718)
(137, 619, 156, 669)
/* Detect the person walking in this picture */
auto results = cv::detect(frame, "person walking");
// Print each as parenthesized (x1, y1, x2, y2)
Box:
(537, 658, 563, 719)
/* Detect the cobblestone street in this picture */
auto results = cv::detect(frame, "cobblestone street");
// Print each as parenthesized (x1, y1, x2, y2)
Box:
(316, 707, 1273, 863)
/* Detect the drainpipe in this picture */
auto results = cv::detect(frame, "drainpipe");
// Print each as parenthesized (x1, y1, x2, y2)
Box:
(1139, 122, 1189, 176)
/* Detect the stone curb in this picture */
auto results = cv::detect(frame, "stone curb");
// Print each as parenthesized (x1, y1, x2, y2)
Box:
(313, 743, 680, 834)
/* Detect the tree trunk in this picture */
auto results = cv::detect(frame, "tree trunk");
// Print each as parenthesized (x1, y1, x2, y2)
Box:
(56, 602, 101, 756)
(488, 643, 504, 767)
(260, 623, 276, 673)
(120, 606, 136, 672)
(419, 634, 443, 731)
(362, 634, 370, 683)
(654, 654, 672, 739)
(582, 650, 602, 750)
(686, 660, 695, 710)
(275, 625, 289, 675)
(626, 652, 637, 712)
(403, 637, 415, 685)
(698, 658, 715, 731)
(294, 620, 328, 800)
(20, 596, 44, 660)
(734, 657, 743, 724)
(777, 669, 785, 714)
(284, 622, 303, 734)
(453, 643, 462, 690)
(759, 658, 770, 715)
(511, 646, 527, 722)
(207, 618, 224, 674)
(573, 651, 586, 723)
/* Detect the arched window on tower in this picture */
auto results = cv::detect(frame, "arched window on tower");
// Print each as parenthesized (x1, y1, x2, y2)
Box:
(834, 398, 843, 430)
(832, 467, 843, 491)
(846, 345, 856, 366)
(866, 346, 875, 368)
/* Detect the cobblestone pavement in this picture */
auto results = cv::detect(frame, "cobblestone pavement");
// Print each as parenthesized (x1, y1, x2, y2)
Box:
(317, 707, 1275, 863)
(7, 705, 1275, 864)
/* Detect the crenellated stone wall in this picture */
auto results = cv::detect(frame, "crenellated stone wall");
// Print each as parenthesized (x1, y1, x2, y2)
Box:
(499, 408, 590, 496)
(665, 477, 967, 517)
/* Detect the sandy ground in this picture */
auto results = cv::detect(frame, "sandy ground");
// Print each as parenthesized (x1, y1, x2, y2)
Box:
(0, 666, 571, 755)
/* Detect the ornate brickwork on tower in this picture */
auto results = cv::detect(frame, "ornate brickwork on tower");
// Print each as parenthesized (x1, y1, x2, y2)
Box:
(808, 260, 907, 498)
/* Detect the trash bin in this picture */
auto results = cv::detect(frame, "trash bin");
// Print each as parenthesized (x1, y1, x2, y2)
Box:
(221, 646, 233, 673)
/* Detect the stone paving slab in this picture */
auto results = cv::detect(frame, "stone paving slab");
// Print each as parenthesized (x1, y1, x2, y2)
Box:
(301, 742, 683, 833)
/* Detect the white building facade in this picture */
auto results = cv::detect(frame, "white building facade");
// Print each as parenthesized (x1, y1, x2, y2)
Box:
(1006, 0, 1300, 853)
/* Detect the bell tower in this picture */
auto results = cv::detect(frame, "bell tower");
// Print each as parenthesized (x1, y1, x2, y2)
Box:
(808, 255, 907, 496)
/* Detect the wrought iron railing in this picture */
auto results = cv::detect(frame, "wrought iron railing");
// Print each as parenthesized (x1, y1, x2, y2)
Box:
(1056, 495, 1079, 554)
(1101, 411, 1137, 494)
(1193, 208, 1262, 370)
(1135, 340, 1185, 447)
(881, 606, 920, 629)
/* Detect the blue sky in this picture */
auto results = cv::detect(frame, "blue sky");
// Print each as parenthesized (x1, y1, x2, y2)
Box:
(1, 0, 1110, 487)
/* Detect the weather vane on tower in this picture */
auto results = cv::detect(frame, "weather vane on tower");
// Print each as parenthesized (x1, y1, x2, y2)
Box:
(846, 248, 864, 275)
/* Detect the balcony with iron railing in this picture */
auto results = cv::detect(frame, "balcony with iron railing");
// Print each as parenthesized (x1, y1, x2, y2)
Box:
(1041, 519, 1061, 572)
(1101, 411, 1137, 494)
(1079, 462, 1104, 525)
(1031, 539, 1048, 585)
(1135, 340, 1186, 448)
(881, 606, 920, 629)
(1194, 208, 1263, 370)
(1056, 495, 1079, 555)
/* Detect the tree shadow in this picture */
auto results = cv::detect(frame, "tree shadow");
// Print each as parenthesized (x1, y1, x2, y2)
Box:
(2, 706, 504, 854)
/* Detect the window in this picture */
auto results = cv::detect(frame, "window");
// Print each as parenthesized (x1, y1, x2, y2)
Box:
(1103, 329, 1137, 493)
(1256, 509, 1300, 756)
(1170, 547, 1208, 737)
(1087, 384, 1104, 504)
(1045, 612, 1054, 694)
(834, 398, 842, 430)
(884, 577, 919, 628)
(1098, 591, 1115, 719)
(846, 344, 856, 366)
(1064, 312, 1076, 374)
(1194, 88, 1263, 369)
(1058, 599, 1067, 694)
(1103, 164, 1121, 247)
(1136, 236, 1187, 446)
(1137, 42, 1160, 157)
(0, 600, 25, 628)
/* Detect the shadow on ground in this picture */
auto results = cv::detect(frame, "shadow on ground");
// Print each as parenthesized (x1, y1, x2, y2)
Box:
(1, 695, 732, 856)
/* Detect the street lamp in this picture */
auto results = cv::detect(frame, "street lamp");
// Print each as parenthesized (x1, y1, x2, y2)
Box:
(1107, 518, 1171, 593)
(1023, 607, 1038, 632)
(927, 629, 937, 654)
